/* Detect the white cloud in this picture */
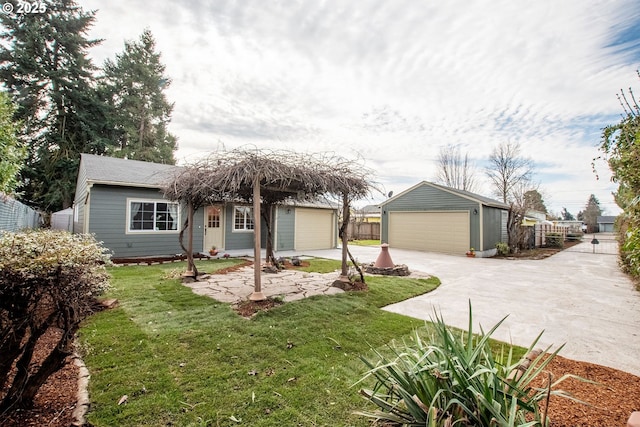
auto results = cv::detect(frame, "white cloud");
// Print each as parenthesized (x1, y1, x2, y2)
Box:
(82, 0, 640, 214)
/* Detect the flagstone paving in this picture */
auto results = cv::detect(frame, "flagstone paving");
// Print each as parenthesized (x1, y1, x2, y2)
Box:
(186, 266, 345, 303)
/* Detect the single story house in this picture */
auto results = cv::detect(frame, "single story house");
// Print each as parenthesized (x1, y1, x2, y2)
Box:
(73, 154, 338, 258)
(597, 215, 617, 233)
(356, 204, 381, 223)
(380, 181, 509, 257)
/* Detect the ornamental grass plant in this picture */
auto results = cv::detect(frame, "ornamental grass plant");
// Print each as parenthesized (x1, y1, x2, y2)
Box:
(356, 303, 580, 427)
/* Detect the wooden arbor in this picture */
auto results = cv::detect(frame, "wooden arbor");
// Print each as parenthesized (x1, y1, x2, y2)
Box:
(164, 148, 372, 300)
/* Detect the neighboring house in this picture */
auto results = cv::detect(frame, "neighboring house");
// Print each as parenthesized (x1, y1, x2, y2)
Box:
(355, 204, 381, 223)
(522, 210, 550, 226)
(380, 181, 509, 257)
(73, 154, 338, 258)
(553, 220, 583, 232)
(597, 215, 617, 233)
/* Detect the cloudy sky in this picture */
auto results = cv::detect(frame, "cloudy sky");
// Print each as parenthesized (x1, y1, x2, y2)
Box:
(82, 0, 640, 215)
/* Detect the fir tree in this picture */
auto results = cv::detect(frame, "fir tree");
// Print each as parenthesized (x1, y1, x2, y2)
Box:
(101, 29, 177, 164)
(0, 0, 107, 211)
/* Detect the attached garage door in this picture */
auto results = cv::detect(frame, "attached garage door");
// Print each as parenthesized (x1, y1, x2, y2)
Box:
(295, 208, 335, 250)
(388, 211, 469, 254)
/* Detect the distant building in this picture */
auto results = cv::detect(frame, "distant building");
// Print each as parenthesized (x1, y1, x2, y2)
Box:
(597, 216, 617, 233)
(355, 204, 381, 223)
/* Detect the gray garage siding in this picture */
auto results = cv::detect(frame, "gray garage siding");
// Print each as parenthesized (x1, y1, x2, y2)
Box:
(482, 205, 506, 251)
(73, 164, 88, 234)
(88, 185, 204, 257)
(276, 206, 295, 250)
(381, 184, 481, 249)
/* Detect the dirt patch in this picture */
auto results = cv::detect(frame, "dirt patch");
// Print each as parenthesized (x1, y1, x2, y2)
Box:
(233, 297, 285, 318)
(493, 240, 582, 260)
(331, 279, 369, 291)
(209, 259, 253, 275)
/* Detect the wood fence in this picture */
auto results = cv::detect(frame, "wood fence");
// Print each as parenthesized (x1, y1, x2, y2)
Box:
(534, 224, 569, 247)
(347, 221, 380, 240)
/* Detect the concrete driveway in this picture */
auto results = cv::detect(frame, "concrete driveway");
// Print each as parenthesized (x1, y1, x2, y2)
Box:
(303, 237, 640, 376)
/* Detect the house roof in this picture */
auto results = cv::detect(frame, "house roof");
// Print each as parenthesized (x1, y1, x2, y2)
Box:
(78, 155, 339, 210)
(360, 204, 381, 214)
(597, 215, 617, 224)
(380, 181, 509, 210)
(80, 153, 180, 188)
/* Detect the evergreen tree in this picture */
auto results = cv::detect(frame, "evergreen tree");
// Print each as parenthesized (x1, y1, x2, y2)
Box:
(577, 194, 602, 232)
(101, 29, 177, 164)
(523, 189, 547, 213)
(561, 207, 575, 221)
(0, 91, 26, 195)
(0, 0, 107, 211)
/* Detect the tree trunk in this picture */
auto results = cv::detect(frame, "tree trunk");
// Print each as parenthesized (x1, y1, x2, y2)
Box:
(1, 324, 76, 411)
(187, 202, 196, 276)
(261, 204, 278, 268)
(340, 193, 350, 277)
(0, 319, 28, 389)
(0, 321, 49, 411)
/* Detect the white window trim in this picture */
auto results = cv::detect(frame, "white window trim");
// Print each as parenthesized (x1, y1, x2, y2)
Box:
(232, 205, 255, 233)
(125, 198, 181, 234)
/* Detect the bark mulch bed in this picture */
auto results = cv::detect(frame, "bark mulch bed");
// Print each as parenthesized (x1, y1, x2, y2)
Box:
(492, 240, 582, 260)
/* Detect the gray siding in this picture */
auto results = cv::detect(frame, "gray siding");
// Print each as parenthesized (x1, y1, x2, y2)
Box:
(482, 206, 507, 249)
(88, 185, 204, 257)
(276, 206, 295, 250)
(73, 163, 88, 234)
(381, 183, 481, 247)
(223, 204, 257, 250)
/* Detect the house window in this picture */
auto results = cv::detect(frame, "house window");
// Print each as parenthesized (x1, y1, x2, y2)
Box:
(233, 206, 254, 231)
(128, 200, 179, 232)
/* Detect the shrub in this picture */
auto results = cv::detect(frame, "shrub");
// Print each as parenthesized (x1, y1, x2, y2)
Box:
(356, 303, 577, 426)
(0, 230, 110, 411)
(566, 232, 583, 241)
(496, 242, 509, 256)
(545, 232, 564, 248)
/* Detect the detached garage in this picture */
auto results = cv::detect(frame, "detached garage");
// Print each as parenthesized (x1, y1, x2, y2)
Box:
(294, 207, 336, 250)
(380, 181, 508, 257)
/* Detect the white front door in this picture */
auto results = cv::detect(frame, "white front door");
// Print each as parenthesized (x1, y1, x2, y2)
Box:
(204, 205, 224, 251)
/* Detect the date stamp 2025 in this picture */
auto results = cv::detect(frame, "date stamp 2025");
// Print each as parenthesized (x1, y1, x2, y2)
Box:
(2, 1, 47, 15)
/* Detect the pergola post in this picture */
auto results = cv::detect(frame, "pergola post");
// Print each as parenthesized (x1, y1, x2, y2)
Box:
(249, 175, 266, 301)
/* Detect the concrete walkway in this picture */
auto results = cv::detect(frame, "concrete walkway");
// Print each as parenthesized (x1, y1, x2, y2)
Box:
(299, 238, 640, 377)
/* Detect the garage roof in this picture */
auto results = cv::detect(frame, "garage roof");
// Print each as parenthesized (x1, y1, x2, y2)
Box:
(380, 181, 509, 210)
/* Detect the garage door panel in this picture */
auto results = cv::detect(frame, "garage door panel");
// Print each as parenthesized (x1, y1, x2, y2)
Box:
(389, 211, 469, 254)
(295, 208, 334, 250)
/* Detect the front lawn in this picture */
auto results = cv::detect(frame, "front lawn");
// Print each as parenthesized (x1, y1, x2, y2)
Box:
(80, 258, 440, 426)
(349, 239, 380, 246)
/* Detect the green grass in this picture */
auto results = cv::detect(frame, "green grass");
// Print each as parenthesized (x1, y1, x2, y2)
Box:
(80, 258, 441, 426)
(349, 239, 381, 246)
(295, 257, 344, 273)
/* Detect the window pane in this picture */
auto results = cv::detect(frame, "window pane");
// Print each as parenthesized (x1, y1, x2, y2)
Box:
(130, 200, 178, 232)
(234, 207, 244, 230)
(234, 206, 253, 230)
